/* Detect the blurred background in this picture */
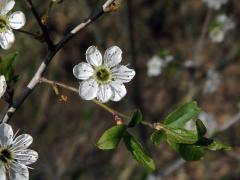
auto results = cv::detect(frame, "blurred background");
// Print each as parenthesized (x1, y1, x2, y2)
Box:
(1, 0, 240, 179)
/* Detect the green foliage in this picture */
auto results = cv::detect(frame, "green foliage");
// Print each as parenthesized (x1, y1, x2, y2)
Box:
(150, 101, 231, 161)
(128, 109, 143, 128)
(123, 132, 156, 171)
(96, 125, 127, 150)
(151, 130, 165, 145)
(0, 52, 18, 82)
(196, 119, 207, 138)
(165, 127, 198, 144)
(164, 101, 201, 128)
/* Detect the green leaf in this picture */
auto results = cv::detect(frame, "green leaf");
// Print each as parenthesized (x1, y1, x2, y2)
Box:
(97, 125, 127, 150)
(0, 52, 18, 82)
(164, 101, 201, 128)
(151, 130, 166, 146)
(206, 140, 232, 151)
(167, 139, 180, 152)
(128, 109, 143, 128)
(178, 144, 205, 161)
(123, 132, 156, 171)
(196, 119, 207, 138)
(166, 127, 198, 144)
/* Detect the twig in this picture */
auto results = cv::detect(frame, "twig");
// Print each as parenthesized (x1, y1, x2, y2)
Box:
(24, 0, 54, 49)
(1, 0, 119, 123)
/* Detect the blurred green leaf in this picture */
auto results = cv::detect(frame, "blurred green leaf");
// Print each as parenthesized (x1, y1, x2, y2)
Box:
(97, 125, 127, 150)
(124, 132, 156, 171)
(164, 101, 201, 128)
(166, 127, 198, 144)
(151, 130, 165, 146)
(128, 109, 143, 128)
(178, 144, 205, 161)
(196, 119, 207, 138)
(0, 52, 18, 82)
(206, 140, 232, 151)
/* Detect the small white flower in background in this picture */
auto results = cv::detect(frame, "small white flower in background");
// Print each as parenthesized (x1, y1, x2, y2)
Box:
(0, 123, 38, 180)
(185, 112, 218, 136)
(147, 174, 162, 180)
(73, 46, 135, 103)
(147, 56, 164, 77)
(147, 54, 174, 77)
(203, 69, 221, 94)
(0, 75, 7, 98)
(184, 59, 197, 68)
(209, 14, 235, 43)
(202, 0, 228, 10)
(0, 0, 26, 49)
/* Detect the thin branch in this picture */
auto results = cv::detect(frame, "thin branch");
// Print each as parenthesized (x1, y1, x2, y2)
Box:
(1, 0, 119, 123)
(24, 0, 54, 49)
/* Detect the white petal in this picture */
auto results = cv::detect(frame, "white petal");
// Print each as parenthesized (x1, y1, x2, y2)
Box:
(0, 164, 6, 180)
(0, 29, 15, 50)
(0, 0, 15, 15)
(86, 46, 102, 67)
(73, 62, 94, 80)
(104, 46, 122, 68)
(12, 134, 33, 150)
(0, 123, 14, 147)
(0, 75, 7, 98)
(97, 84, 113, 103)
(15, 149, 38, 165)
(112, 65, 136, 83)
(9, 163, 29, 180)
(110, 81, 127, 101)
(79, 79, 98, 100)
(8, 11, 26, 29)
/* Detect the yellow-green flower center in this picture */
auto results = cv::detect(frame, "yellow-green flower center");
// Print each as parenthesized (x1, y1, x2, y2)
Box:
(0, 16, 8, 32)
(94, 66, 112, 84)
(0, 148, 13, 165)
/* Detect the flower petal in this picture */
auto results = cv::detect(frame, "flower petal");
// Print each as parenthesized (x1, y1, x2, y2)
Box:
(104, 46, 122, 68)
(8, 11, 26, 29)
(15, 149, 38, 165)
(0, 123, 13, 147)
(0, 164, 6, 180)
(12, 134, 33, 150)
(9, 163, 29, 180)
(73, 62, 94, 80)
(79, 79, 98, 100)
(0, 29, 15, 49)
(110, 81, 127, 101)
(112, 65, 136, 83)
(0, 75, 7, 98)
(86, 46, 102, 67)
(97, 84, 113, 103)
(0, 0, 15, 15)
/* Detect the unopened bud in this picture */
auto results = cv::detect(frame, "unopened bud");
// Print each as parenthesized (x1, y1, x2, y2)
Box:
(103, 0, 122, 12)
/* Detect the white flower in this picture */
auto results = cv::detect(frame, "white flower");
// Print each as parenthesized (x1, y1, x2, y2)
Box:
(0, 0, 26, 49)
(147, 56, 164, 77)
(209, 26, 225, 43)
(147, 55, 173, 77)
(0, 123, 38, 180)
(202, 0, 228, 10)
(209, 14, 235, 43)
(0, 75, 7, 98)
(185, 112, 218, 136)
(203, 69, 221, 94)
(73, 46, 136, 103)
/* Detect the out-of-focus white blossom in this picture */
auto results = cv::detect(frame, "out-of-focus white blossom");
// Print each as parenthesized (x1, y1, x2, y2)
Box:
(147, 174, 162, 180)
(0, 0, 26, 49)
(0, 75, 7, 98)
(185, 112, 218, 136)
(202, 0, 228, 10)
(0, 123, 38, 180)
(73, 46, 135, 103)
(209, 14, 235, 43)
(147, 54, 174, 77)
(184, 59, 197, 68)
(203, 69, 221, 94)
